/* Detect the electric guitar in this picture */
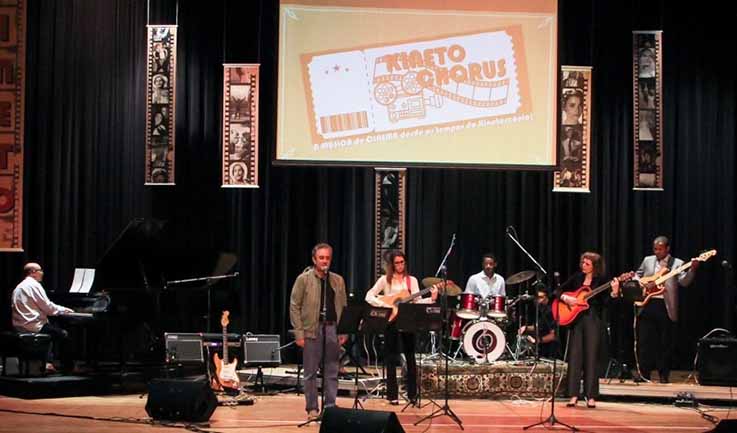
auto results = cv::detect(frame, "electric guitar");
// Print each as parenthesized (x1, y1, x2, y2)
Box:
(634, 249, 716, 307)
(552, 272, 635, 326)
(378, 281, 446, 322)
(212, 311, 240, 391)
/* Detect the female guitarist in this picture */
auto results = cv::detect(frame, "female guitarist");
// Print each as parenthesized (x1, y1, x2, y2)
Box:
(365, 250, 438, 405)
(555, 252, 620, 408)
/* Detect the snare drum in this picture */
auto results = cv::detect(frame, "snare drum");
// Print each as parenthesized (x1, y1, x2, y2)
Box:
(449, 312, 466, 340)
(487, 295, 507, 319)
(456, 293, 481, 320)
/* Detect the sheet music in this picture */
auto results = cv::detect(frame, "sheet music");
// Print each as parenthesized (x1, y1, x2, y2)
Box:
(69, 268, 95, 294)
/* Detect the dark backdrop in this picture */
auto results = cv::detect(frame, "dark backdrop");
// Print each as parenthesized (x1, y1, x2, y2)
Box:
(1, 0, 735, 369)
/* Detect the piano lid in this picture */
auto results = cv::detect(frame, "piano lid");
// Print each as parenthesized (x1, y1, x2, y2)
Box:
(94, 218, 237, 292)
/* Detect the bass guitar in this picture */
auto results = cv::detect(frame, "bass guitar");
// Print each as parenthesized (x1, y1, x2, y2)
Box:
(212, 310, 240, 391)
(634, 249, 716, 307)
(552, 272, 634, 326)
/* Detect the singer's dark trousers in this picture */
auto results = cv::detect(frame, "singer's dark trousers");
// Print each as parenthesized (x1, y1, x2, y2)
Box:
(302, 323, 339, 412)
(384, 322, 417, 401)
(566, 309, 601, 399)
(637, 299, 674, 380)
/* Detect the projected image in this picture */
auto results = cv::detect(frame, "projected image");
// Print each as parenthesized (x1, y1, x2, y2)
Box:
(278, 1, 558, 167)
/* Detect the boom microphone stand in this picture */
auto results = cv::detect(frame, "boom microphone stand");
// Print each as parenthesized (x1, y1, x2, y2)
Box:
(524, 275, 577, 432)
(415, 234, 463, 430)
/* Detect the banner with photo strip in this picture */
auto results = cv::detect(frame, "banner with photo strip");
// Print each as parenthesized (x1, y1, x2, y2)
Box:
(554, 66, 592, 193)
(0, 0, 26, 252)
(633, 31, 663, 190)
(145, 25, 177, 185)
(374, 168, 406, 281)
(222, 64, 259, 188)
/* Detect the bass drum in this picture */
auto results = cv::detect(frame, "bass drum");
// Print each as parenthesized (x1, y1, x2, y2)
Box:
(462, 321, 506, 363)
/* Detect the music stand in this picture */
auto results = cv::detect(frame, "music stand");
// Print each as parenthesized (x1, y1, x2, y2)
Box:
(337, 303, 387, 409)
(396, 303, 442, 412)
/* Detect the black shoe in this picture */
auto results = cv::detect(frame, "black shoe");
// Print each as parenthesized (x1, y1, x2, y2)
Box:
(659, 374, 669, 384)
(389, 399, 399, 405)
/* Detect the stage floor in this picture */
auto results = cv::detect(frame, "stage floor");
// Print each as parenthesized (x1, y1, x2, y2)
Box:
(0, 392, 732, 433)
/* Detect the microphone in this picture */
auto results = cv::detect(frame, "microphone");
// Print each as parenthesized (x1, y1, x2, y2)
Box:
(722, 260, 732, 270)
(451, 233, 456, 244)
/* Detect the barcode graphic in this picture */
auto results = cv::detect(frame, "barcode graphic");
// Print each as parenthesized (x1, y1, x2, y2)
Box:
(320, 111, 368, 134)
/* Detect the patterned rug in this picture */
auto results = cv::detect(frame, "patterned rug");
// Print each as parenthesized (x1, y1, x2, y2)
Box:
(419, 359, 568, 399)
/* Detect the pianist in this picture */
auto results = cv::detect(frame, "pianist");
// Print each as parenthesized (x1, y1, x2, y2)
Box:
(11, 262, 75, 373)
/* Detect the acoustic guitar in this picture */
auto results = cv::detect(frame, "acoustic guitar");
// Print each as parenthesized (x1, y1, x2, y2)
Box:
(552, 272, 634, 326)
(378, 279, 446, 322)
(634, 249, 716, 307)
(212, 311, 240, 391)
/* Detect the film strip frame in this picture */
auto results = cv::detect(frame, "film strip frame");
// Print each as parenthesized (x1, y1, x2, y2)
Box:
(145, 25, 177, 185)
(222, 64, 259, 188)
(374, 168, 406, 281)
(0, 0, 26, 252)
(633, 31, 663, 191)
(554, 66, 592, 193)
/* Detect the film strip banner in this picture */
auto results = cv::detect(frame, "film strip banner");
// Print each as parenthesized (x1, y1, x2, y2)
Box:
(374, 168, 406, 281)
(145, 25, 177, 185)
(222, 64, 259, 188)
(554, 66, 592, 193)
(633, 31, 663, 190)
(0, 0, 26, 252)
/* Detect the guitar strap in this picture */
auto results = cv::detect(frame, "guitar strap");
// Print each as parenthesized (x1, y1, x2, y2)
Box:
(406, 276, 411, 296)
(667, 255, 675, 271)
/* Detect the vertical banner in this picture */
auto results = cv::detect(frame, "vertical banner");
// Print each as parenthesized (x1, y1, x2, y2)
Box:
(222, 64, 260, 188)
(374, 169, 406, 280)
(554, 66, 592, 193)
(145, 25, 177, 185)
(633, 31, 663, 190)
(0, 0, 25, 252)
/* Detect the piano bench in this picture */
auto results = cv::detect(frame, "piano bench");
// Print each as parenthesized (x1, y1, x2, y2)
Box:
(0, 331, 52, 377)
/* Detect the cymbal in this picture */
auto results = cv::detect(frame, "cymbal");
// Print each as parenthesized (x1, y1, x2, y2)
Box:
(421, 277, 463, 296)
(505, 270, 537, 285)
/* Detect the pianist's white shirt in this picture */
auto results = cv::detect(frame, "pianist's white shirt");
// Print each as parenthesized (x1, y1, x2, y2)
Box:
(12, 276, 69, 332)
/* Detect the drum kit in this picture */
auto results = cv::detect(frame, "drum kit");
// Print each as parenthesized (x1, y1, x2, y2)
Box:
(422, 270, 539, 364)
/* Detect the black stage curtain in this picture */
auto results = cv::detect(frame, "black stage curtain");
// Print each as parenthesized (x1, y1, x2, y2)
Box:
(1, 0, 735, 369)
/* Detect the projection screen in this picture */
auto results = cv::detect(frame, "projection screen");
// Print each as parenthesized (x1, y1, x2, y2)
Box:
(277, 0, 558, 168)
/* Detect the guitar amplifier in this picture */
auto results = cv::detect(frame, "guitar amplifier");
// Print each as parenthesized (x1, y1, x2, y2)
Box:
(164, 333, 204, 364)
(697, 336, 737, 386)
(242, 334, 281, 367)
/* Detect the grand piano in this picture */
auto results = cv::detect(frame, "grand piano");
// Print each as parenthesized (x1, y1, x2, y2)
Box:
(52, 218, 238, 368)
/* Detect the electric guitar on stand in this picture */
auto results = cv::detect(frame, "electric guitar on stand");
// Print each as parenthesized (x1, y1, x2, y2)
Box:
(212, 311, 240, 392)
(552, 272, 635, 326)
(634, 249, 716, 307)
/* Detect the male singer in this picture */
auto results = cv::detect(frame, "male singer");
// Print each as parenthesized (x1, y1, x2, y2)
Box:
(289, 243, 348, 421)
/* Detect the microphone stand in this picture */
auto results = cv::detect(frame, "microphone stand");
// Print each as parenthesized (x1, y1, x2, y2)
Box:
(415, 235, 463, 430)
(166, 272, 240, 333)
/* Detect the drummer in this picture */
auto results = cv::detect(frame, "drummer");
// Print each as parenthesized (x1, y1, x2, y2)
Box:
(464, 253, 506, 299)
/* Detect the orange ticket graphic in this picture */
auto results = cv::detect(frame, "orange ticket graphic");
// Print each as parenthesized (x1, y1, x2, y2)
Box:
(301, 26, 531, 145)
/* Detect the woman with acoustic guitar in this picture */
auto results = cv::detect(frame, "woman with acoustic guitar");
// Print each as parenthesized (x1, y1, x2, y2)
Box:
(555, 252, 620, 409)
(365, 250, 439, 405)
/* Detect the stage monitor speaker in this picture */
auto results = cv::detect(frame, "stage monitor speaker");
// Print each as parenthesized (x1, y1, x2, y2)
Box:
(145, 377, 217, 422)
(698, 336, 737, 386)
(243, 333, 281, 366)
(164, 333, 204, 364)
(705, 419, 737, 433)
(320, 407, 405, 433)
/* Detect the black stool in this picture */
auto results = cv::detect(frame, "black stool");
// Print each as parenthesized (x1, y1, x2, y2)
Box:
(0, 331, 52, 376)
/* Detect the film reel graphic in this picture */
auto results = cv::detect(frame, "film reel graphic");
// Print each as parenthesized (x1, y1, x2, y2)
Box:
(371, 56, 511, 123)
(374, 169, 406, 281)
(632, 31, 663, 190)
(554, 67, 592, 192)
(145, 25, 177, 185)
(222, 65, 259, 188)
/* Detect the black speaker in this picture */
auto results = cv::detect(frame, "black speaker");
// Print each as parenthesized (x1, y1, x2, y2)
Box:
(705, 419, 737, 432)
(320, 407, 405, 433)
(698, 337, 737, 386)
(145, 377, 217, 422)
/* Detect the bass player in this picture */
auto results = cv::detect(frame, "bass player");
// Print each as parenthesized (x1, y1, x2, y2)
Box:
(634, 236, 699, 383)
